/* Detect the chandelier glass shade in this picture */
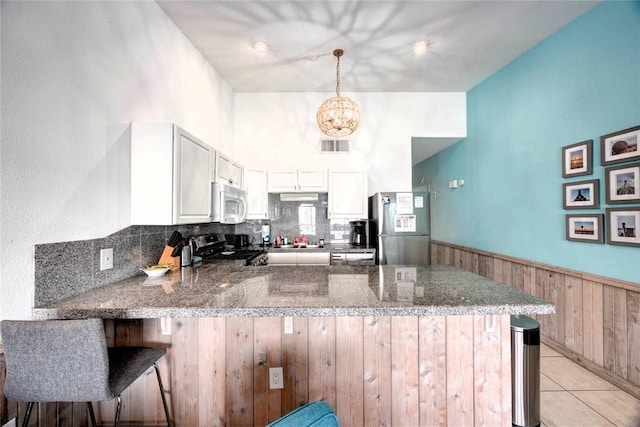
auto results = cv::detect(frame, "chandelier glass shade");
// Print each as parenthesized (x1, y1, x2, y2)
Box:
(317, 49, 360, 137)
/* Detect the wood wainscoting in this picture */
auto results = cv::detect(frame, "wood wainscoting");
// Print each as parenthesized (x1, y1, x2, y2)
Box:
(431, 240, 640, 400)
(2, 314, 513, 426)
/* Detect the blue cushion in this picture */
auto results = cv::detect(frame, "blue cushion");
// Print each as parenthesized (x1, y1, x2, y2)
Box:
(267, 401, 340, 427)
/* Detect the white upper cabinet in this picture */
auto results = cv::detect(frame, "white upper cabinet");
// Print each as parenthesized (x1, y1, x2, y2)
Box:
(214, 151, 243, 188)
(245, 169, 268, 219)
(131, 123, 213, 225)
(328, 170, 368, 219)
(267, 170, 327, 192)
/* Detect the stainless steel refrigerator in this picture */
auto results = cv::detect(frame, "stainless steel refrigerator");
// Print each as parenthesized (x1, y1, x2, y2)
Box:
(368, 192, 430, 265)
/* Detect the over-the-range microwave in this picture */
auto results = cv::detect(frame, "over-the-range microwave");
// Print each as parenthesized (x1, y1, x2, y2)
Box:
(211, 182, 246, 224)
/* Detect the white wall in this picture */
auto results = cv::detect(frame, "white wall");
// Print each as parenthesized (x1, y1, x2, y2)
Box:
(0, 1, 234, 321)
(234, 92, 466, 194)
(0, 2, 466, 324)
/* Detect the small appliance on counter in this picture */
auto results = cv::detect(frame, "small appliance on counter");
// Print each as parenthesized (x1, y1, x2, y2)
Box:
(235, 234, 250, 249)
(350, 221, 367, 246)
(180, 244, 192, 267)
(225, 233, 250, 249)
(261, 224, 271, 246)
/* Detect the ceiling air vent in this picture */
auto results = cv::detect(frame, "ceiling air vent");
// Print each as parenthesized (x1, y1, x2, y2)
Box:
(320, 139, 349, 153)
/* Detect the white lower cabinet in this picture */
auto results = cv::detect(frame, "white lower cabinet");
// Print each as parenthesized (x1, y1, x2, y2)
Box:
(268, 252, 330, 265)
(245, 169, 268, 219)
(328, 170, 368, 219)
(131, 123, 213, 225)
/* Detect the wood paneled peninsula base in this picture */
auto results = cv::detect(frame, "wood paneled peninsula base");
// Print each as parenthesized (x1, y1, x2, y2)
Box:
(26, 264, 553, 426)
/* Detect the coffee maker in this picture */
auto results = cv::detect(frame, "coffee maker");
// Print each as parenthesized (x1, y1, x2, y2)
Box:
(350, 221, 366, 246)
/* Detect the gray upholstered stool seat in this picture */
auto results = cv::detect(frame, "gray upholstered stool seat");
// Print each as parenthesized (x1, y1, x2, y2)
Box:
(1, 319, 171, 427)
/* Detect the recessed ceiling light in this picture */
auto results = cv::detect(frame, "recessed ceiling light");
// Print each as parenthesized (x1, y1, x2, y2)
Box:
(412, 40, 428, 56)
(252, 41, 269, 54)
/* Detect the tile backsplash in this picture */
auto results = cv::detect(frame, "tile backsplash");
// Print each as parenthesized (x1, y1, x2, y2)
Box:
(34, 196, 364, 306)
(34, 222, 232, 306)
(234, 194, 356, 244)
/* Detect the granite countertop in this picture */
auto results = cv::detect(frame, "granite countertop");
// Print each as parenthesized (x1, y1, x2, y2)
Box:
(33, 263, 554, 319)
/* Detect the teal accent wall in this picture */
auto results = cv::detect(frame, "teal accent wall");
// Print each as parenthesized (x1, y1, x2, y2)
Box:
(414, 1, 640, 284)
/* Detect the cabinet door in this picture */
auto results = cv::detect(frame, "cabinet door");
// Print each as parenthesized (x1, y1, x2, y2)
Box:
(328, 171, 368, 219)
(215, 152, 243, 188)
(173, 127, 213, 224)
(215, 152, 231, 185)
(245, 169, 268, 219)
(267, 170, 298, 192)
(267, 252, 298, 265)
(229, 161, 243, 188)
(298, 170, 328, 192)
(131, 123, 212, 225)
(215, 152, 229, 183)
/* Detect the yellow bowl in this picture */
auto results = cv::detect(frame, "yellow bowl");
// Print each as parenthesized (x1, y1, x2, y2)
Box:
(142, 264, 172, 277)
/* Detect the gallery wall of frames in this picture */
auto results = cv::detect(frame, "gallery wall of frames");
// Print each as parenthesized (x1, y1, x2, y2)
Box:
(562, 125, 640, 247)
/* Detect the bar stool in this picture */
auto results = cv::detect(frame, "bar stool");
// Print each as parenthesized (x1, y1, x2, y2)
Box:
(1, 318, 172, 427)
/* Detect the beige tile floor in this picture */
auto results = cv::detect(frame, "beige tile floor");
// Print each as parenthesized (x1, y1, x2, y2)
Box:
(540, 344, 640, 427)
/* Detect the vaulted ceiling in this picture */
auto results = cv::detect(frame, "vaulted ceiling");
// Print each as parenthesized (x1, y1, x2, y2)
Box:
(156, 0, 599, 162)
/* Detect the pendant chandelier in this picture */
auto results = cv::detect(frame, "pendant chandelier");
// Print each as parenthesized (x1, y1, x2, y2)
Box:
(316, 49, 361, 137)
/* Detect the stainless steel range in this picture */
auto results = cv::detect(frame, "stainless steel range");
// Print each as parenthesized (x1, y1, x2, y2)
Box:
(193, 233, 267, 266)
(208, 249, 268, 266)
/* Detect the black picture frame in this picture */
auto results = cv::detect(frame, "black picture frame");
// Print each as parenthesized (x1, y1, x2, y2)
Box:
(566, 214, 604, 244)
(563, 179, 599, 209)
(606, 207, 640, 247)
(605, 163, 640, 204)
(562, 140, 592, 177)
(600, 125, 640, 166)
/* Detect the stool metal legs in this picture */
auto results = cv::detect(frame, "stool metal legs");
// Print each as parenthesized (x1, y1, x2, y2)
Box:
(113, 363, 171, 427)
(154, 363, 172, 427)
(19, 365, 171, 427)
(21, 402, 34, 427)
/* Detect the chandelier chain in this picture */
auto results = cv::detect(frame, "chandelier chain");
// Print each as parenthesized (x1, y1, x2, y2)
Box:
(336, 55, 341, 97)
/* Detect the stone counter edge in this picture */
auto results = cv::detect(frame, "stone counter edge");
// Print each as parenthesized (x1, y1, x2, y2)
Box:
(33, 303, 554, 319)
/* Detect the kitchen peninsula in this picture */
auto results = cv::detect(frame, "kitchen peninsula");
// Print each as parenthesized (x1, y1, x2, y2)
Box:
(32, 264, 553, 426)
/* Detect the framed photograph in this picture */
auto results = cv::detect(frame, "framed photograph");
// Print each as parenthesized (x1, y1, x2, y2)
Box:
(566, 214, 604, 244)
(605, 163, 640, 204)
(600, 125, 640, 165)
(563, 179, 599, 209)
(606, 207, 640, 247)
(562, 140, 592, 177)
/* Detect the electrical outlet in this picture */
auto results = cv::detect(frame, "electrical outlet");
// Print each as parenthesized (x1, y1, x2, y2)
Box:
(160, 318, 172, 336)
(283, 316, 293, 334)
(269, 367, 284, 389)
(100, 248, 113, 271)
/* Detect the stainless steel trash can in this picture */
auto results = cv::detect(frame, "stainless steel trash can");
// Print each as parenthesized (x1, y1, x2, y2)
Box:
(511, 315, 540, 427)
